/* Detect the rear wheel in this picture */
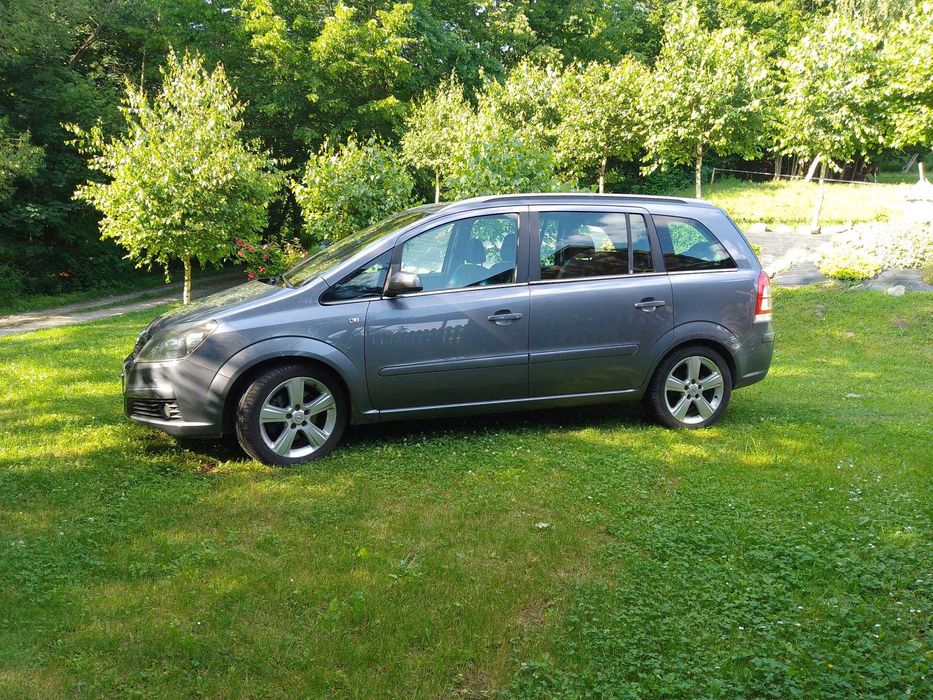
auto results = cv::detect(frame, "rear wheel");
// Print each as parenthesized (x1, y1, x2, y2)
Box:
(644, 345, 732, 429)
(235, 363, 347, 466)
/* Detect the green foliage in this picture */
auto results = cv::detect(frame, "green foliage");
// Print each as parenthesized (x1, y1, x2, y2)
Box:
(882, 1, 933, 147)
(443, 106, 572, 199)
(401, 75, 473, 202)
(234, 237, 305, 280)
(308, 3, 415, 140)
(0, 117, 44, 201)
(922, 261, 933, 285)
(555, 58, 649, 191)
(294, 135, 414, 241)
(818, 249, 884, 280)
(778, 14, 885, 164)
(643, 5, 771, 197)
(818, 223, 933, 280)
(69, 50, 282, 302)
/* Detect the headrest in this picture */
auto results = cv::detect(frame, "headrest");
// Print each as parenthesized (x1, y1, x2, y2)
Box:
(499, 233, 517, 261)
(462, 237, 486, 264)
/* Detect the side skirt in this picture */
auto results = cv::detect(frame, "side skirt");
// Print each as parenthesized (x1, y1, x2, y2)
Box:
(355, 388, 641, 423)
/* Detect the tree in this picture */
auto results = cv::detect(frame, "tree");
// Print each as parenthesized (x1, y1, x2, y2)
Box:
(555, 59, 648, 192)
(70, 50, 282, 303)
(643, 5, 770, 199)
(778, 14, 885, 230)
(0, 118, 44, 202)
(294, 135, 414, 242)
(882, 1, 933, 149)
(443, 109, 570, 199)
(401, 75, 473, 203)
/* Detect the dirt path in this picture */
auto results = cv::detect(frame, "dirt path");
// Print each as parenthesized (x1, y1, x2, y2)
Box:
(0, 272, 243, 338)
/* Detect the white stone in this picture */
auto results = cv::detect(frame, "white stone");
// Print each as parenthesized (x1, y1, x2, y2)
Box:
(886, 285, 906, 297)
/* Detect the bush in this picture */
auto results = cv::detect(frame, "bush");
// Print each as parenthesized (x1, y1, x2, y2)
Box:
(295, 136, 414, 242)
(819, 250, 883, 280)
(818, 223, 933, 280)
(923, 262, 933, 285)
(235, 238, 306, 280)
(0, 262, 25, 298)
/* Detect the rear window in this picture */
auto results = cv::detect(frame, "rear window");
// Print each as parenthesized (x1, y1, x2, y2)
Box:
(653, 216, 736, 272)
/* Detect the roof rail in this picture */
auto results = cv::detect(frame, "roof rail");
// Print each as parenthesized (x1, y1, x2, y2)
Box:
(438, 192, 712, 211)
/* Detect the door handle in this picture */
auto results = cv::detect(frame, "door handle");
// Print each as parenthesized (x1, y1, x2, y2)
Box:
(488, 311, 523, 323)
(634, 299, 666, 311)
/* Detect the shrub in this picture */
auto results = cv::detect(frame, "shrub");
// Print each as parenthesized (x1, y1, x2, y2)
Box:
(818, 223, 933, 280)
(923, 262, 933, 285)
(819, 249, 883, 280)
(295, 136, 414, 242)
(235, 238, 306, 280)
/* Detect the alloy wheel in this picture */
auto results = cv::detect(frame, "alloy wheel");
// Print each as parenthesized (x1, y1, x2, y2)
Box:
(663, 355, 725, 425)
(258, 376, 337, 459)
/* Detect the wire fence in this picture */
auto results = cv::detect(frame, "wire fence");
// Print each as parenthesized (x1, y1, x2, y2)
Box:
(709, 167, 886, 186)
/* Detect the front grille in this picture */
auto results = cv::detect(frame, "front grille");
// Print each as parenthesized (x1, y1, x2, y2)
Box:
(130, 399, 182, 421)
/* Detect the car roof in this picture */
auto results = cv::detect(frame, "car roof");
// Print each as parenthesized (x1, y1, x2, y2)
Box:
(436, 192, 716, 214)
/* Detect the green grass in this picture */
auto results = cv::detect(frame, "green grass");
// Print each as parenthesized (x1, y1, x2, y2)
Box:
(1, 287, 931, 697)
(683, 178, 913, 226)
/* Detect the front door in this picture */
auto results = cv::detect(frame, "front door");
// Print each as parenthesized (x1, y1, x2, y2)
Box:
(365, 210, 530, 411)
(528, 207, 673, 396)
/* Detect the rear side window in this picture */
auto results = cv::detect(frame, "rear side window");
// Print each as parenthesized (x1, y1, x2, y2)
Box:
(538, 211, 655, 280)
(653, 216, 736, 271)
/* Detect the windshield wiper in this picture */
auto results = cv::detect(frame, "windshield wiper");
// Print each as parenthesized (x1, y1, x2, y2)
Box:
(258, 275, 293, 288)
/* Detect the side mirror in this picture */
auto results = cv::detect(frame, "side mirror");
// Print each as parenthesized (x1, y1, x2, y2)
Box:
(384, 271, 423, 297)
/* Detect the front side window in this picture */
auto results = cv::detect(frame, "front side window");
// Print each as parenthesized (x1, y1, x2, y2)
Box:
(399, 214, 518, 292)
(653, 216, 736, 271)
(538, 211, 654, 280)
(320, 251, 391, 303)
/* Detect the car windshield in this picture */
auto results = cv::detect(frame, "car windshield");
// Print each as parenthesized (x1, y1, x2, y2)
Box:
(283, 205, 443, 287)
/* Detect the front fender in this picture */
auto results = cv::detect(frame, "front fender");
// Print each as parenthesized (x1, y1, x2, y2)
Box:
(210, 336, 374, 424)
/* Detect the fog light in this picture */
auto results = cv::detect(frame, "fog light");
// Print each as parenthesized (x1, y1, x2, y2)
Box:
(161, 403, 173, 419)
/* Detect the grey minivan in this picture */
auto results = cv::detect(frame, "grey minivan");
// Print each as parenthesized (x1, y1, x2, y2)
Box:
(123, 194, 774, 465)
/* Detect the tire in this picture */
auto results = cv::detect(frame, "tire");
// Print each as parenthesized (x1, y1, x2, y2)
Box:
(644, 345, 733, 429)
(235, 363, 348, 466)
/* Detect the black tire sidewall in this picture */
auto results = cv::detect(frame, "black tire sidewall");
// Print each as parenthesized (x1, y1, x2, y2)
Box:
(235, 363, 348, 466)
(645, 346, 733, 429)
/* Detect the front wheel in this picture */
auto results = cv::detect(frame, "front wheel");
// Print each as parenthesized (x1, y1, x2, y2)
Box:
(644, 345, 733, 429)
(235, 363, 347, 466)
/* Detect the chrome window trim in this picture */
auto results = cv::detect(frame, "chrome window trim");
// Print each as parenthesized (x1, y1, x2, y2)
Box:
(529, 271, 668, 286)
(374, 280, 528, 301)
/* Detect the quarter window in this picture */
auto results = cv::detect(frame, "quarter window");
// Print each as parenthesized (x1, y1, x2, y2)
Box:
(399, 214, 518, 292)
(538, 211, 654, 280)
(653, 216, 737, 271)
(320, 251, 391, 303)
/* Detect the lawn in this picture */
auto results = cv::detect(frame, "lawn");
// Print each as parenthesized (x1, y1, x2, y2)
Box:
(681, 178, 914, 227)
(1, 287, 930, 697)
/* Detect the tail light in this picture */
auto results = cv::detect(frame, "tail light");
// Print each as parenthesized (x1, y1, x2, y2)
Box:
(755, 270, 772, 322)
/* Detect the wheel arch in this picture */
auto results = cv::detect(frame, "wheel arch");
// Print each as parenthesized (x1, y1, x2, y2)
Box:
(642, 322, 741, 392)
(210, 337, 371, 434)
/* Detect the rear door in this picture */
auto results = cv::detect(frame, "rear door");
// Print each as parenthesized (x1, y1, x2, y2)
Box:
(364, 208, 531, 410)
(528, 206, 673, 396)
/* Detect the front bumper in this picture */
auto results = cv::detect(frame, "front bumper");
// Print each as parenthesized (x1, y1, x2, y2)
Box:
(123, 354, 225, 437)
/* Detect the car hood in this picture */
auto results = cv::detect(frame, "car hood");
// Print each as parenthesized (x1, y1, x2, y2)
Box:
(146, 280, 284, 335)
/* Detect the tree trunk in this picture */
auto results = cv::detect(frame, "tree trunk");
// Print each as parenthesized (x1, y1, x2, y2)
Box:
(803, 156, 821, 183)
(773, 153, 783, 181)
(182, 257, 192, 305)
(434, 170, 440, 204)
(810, 161, 828, 234)
(598, 156, 607, 194)
(695, 143, 703, 199)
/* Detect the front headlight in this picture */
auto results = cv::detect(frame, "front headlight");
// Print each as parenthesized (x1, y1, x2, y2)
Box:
(137, 320, 217, 363)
